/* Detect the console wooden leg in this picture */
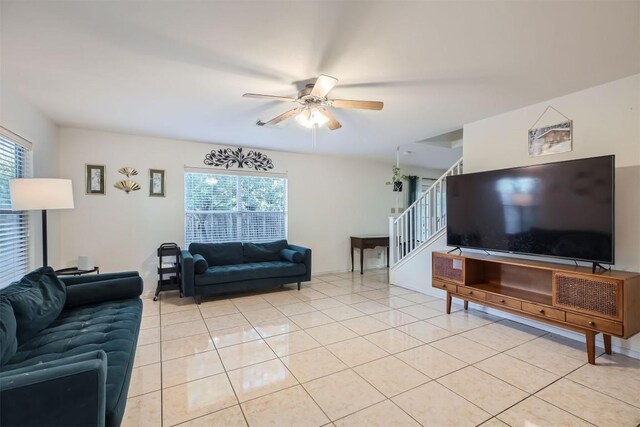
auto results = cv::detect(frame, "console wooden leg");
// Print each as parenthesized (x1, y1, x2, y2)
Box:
(603, 334, 612, 355)
(586, 330, 596, 365)
(446, 293, 452, 314)
(464, 300, 469, 310)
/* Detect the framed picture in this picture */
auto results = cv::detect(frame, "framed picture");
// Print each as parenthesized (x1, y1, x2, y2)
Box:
(528, 119, 572, 157)
(85, 164, 105, 195)
(149, 169, 165, 197)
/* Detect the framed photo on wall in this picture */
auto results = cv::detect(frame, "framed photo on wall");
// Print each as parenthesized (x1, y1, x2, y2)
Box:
(528, 120, 572, 157)
(149, 169, 165, 197)
(85, 164, 106, 195)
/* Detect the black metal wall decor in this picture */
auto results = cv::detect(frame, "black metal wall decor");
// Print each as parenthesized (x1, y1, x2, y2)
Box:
(204, 147, 274, 171)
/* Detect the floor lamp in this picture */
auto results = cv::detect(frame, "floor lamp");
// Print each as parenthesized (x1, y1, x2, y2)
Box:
(9, 178, 74, 267)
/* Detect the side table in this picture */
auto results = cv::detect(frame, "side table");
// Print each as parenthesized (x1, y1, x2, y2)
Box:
(350, 236, 389, 274)
(54, 266, 100, 276)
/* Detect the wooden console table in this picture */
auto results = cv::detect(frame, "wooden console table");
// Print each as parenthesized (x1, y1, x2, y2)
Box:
(351, 236, 389, 274)
(432, 251, 640, 364)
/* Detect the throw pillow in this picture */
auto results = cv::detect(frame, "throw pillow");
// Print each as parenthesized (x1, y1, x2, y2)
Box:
(280, 249, 303, 263)
(243, 240, 289, 263)
(189, 242, 243, 266)
(0, 267, 67, 344)
(193, 254, 209, 274)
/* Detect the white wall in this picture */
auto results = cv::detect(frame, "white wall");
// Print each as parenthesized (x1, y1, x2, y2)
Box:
(463, 73, 640, 355)
(390, 232, 448, 293)
(57, 127, 402, 291)
(0, 83, 60, 268)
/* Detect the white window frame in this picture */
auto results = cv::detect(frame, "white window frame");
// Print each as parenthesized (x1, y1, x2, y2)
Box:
(0, 126, 32, 285)
(184, 167, 288, 246)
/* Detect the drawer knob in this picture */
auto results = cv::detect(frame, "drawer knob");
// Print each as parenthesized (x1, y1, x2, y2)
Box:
(539, 309, 545, 314)
(468, 291, 473, 295)
(588, 321, 595, 326)
(500, 299, 505, 303)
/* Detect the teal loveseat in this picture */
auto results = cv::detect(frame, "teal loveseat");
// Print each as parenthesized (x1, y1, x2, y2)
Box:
(181, 239, 311, 303)
(0, 267, 143, 427)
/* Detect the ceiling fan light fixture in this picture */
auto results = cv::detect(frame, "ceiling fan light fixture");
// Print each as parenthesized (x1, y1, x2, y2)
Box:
(295, 107, 329, 129)
(243, 74, 381, 130)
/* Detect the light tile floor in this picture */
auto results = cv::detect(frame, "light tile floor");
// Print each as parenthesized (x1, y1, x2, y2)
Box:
(124, 269, 640, 426)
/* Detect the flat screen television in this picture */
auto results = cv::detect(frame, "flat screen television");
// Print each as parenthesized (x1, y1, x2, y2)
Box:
(446, 155, 615, 265)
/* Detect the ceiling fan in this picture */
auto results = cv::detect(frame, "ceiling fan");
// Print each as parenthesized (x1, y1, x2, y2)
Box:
(243, 75, 384, 130)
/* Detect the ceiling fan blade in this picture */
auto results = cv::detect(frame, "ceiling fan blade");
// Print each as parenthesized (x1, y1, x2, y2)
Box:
(243, 93, 297, 102)
(261, 108, 302, 126)
(331, 99, 384, 110)
(322, 109, 342, 130)
(310, 74, 338, 98)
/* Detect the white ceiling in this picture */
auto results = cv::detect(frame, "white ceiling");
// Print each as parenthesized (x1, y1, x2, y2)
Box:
(1, 1, 639, 169)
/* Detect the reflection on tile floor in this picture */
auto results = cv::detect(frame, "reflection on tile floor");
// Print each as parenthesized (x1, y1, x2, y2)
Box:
(124, 269, 640, 426)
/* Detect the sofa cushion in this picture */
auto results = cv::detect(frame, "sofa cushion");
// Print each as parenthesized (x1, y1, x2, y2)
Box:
(194, 261, 306, 286)
(0, 299, 18, 366)
(189, 242, 243, 266)
(280, 248, 303, 263)
(193, 254, 209, 274)
(3, 298, 142, 427)
(0, 267, 66, 345)
(243, 240, 289, 263)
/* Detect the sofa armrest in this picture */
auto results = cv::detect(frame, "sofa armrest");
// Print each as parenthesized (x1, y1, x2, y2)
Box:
(181, 250, 195, 297)
(0, 350, 107, 427)
(63, 273, 143, 307)
(288, 244, 312, 282)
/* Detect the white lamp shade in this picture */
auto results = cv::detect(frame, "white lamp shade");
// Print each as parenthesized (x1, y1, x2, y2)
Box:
(9, 178, 74, 210)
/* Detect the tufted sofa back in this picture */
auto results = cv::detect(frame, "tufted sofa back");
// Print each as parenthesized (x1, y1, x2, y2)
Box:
(0, 267, 66, 365)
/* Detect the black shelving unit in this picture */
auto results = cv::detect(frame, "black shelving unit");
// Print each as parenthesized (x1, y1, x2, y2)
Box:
(154, 242, 182, 301)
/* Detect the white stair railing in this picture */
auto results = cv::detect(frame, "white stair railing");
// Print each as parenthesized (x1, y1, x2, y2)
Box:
(388, 158, 463, 266)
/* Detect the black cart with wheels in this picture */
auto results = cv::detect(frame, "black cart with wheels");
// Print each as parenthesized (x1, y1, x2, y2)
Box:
(154, 242, 182, 301)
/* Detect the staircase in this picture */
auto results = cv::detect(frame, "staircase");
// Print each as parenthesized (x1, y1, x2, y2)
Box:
(388, 158, 463, 291)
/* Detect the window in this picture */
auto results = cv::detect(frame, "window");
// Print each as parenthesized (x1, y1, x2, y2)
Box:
(184, 170, 287, 245)
(0, 128, 32, 285)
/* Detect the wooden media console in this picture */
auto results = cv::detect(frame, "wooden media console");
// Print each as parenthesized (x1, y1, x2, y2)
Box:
(432, 251, 640, 364)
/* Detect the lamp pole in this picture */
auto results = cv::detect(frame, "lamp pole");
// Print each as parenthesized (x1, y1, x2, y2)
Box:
(42, 210, 48, 266)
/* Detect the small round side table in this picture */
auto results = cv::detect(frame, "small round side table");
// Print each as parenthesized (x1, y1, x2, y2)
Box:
(54, 266, 100, 276)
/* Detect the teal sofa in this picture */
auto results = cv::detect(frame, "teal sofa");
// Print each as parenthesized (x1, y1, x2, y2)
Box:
(0, 267, 143, 427)
(181, 239, 311, 303)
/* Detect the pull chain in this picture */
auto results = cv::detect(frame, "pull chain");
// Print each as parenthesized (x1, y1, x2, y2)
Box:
(311, 125, 317, 148)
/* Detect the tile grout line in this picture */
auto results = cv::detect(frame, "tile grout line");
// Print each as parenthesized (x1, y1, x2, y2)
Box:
(158, 293, 165, 427)
(249, 294, 346, 425)
(142, 273, 629, 427)
(202, 299, 253, 427)
(245, 290, 444, 425)
(424, 300, 619, 425)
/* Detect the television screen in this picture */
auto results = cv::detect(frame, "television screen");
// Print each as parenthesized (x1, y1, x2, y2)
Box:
(446, 155, 615, 264)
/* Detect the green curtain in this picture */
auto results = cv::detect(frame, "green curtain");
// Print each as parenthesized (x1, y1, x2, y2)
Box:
(408, 176, 418, 206)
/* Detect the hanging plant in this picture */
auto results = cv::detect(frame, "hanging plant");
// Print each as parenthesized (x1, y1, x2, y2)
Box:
(385, 166, 408, 192)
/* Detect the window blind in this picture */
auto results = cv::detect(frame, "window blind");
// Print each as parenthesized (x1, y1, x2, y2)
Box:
(0, 129, 32, 285)
(184, 171, 288, 245)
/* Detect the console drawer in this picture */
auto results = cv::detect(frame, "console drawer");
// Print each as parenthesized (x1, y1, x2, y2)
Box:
(522, 302, 565, 321)
(486, 294, 522, 310)
(457, 286, 486, 301)
(433, 280, 457, 293)
(566, 312, 623, 336)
